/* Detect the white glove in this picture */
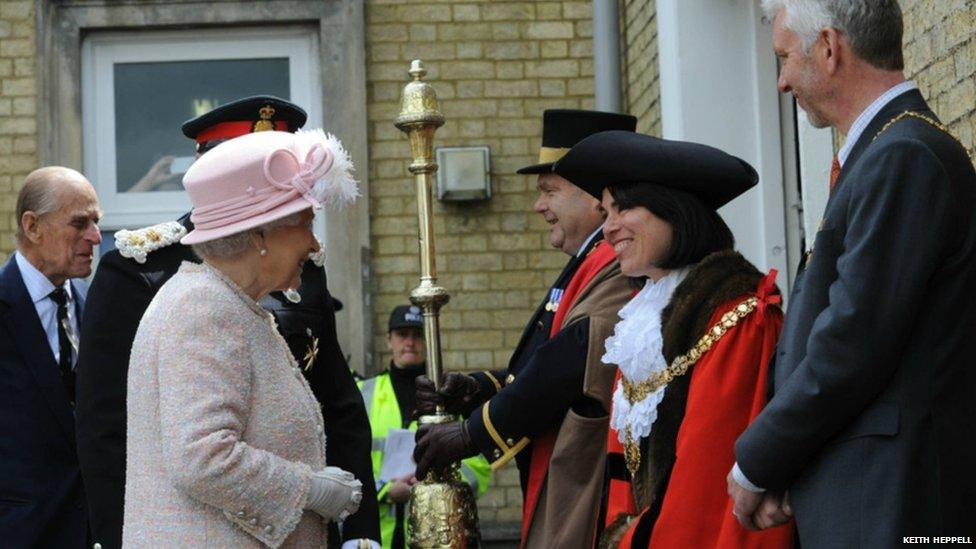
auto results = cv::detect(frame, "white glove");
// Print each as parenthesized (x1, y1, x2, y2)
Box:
(305, 466, 363, 521)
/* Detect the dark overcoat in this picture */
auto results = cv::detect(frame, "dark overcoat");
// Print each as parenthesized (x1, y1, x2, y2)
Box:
(0, 257, 89, 548)
(466, 233, 612, 489)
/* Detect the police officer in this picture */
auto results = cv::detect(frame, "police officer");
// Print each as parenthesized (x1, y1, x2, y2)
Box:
(358, 305, 490, 549)
(75, 96, 380, 549)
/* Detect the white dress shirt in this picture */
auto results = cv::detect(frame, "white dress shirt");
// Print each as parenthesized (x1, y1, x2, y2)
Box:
(576, 226, 603, 257)
(14, 251, 79, 368)
(837, 80, 918, 167)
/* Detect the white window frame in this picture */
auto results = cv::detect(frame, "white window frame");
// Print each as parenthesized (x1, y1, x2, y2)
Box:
(81, 26, 322, 231)
(796, 113, 834, 243)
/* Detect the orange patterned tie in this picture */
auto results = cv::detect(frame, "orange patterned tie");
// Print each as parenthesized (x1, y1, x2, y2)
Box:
(829, 155, 841, 192)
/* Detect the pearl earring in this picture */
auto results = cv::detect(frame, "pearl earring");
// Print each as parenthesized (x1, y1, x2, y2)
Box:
(259, 249, 268, 256)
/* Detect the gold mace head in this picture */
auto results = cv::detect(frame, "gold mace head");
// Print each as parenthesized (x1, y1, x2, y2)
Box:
(395, 59, 445, 134)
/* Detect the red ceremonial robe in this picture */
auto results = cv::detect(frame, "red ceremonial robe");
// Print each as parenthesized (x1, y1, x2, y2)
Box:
(619, 286, 794, 548)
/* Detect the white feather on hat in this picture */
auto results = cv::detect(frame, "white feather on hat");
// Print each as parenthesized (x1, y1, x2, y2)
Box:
(294, 128, 359, 208)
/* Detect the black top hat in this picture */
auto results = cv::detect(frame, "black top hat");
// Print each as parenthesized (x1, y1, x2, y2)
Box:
(181, 95, 308, 154)
(554, 131, 758, 210)
(389, 305, 424, 332)
(516, 109, 637, 174)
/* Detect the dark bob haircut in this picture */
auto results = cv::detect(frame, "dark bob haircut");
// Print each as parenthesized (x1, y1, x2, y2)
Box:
(607, 181, 734, 271)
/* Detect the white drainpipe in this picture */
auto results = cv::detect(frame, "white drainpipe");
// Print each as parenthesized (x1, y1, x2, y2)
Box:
(592, 0, 623, 112)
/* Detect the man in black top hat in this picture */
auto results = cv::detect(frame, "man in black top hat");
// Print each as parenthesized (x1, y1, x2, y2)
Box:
(75, 96, 380, 549)
(412, 110, 636, 545)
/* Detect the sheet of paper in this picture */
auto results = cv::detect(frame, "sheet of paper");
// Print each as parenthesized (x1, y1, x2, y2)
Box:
(379, 428, 417, 482)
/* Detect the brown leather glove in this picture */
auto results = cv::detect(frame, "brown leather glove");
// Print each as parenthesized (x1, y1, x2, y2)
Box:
(414, 372, 482, 418)
(413, 421, 477, 480)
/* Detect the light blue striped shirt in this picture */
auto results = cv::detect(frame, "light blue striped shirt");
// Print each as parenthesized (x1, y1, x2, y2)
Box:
(14, 251, 78, 367)
(838, 80, 918, 167)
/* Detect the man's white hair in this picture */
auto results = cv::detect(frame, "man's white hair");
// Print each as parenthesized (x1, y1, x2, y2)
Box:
(761, 0, 832, 52)
(15, 167, 87, 243)
(761, 0, 904, 70)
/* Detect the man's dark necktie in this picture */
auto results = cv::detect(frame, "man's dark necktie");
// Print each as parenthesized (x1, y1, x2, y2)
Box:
(48, 287, 75, 405)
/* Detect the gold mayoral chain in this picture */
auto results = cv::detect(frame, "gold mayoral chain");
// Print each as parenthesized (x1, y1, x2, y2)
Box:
(620, 296, 761, 477)
(805, 111, 964, 267)
(873, 110, 967, 152)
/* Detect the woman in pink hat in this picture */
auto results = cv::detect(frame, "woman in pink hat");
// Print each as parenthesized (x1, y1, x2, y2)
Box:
(123, 129, 361, 548)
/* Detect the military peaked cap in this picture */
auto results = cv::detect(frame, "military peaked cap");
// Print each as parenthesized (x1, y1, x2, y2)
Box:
(553, 130, 759, 209)
(181, 95, 307, 154)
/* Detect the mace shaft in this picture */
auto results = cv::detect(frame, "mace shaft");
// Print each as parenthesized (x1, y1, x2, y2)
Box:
(395, 59, 450, 395)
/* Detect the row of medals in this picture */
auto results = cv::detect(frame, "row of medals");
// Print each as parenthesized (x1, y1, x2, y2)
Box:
(544, 288, 564, 313)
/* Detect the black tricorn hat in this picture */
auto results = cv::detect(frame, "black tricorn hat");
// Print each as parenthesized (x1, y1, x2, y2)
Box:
(516, 109, 637, 174)
(181, 95, 307, 154)
(553, 131, 759, 210)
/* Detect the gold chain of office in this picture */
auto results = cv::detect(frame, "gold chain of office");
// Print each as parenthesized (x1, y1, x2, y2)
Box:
(805, 111, 967, 267)
(620, 296, 761, 476)
(873, 110, 967, 152)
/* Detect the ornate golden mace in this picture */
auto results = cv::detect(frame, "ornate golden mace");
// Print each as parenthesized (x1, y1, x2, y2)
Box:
(395, 60, 480, 548)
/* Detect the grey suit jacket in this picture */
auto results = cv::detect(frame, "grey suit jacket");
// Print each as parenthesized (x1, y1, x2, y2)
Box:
(736, 89, 976, 547)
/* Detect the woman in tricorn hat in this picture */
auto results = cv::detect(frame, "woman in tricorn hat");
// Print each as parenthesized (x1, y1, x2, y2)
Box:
(555, 131, 794, 548)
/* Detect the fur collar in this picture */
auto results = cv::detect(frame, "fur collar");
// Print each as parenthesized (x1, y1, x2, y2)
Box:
(629, 250, 770, 512)
(661, 250, 765, 363)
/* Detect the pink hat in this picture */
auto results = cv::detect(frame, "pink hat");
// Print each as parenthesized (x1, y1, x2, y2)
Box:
(181, 129, 357, 245)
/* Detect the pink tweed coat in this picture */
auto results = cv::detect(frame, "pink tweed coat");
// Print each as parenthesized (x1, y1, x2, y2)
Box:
(124, 262, 328, 548)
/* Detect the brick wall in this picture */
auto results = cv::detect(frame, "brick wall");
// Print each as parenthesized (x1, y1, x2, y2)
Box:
(0, 0, 36, 261)
(620, 0, 660, 135)
(2, 0, 972, 536)
(902, 0, 976, 159)
(364, 0, 596, 527)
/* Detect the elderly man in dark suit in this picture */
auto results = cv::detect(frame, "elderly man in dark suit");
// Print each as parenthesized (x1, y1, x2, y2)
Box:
(729, 1, 976, 545)
(0, 167, 102, 547)
(75, 96, 380, 549)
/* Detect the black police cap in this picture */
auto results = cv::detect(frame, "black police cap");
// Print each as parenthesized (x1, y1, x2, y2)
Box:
(181, 95, 307, 153)
(389, 305, 424, 332)
(517, 109, 637, 175)
(553, 130, 758, 210)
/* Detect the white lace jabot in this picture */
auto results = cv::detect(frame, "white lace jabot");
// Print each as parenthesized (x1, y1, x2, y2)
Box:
(602, 267, 689, 445)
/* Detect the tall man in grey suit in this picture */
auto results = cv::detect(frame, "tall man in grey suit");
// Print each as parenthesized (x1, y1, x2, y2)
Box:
(729, 0, 976, 545)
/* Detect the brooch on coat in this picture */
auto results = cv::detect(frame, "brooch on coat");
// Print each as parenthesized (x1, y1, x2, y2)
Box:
(303, 328, 319, 371)
(115, 221, 187, 264)
(284, 289, 302, 303)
